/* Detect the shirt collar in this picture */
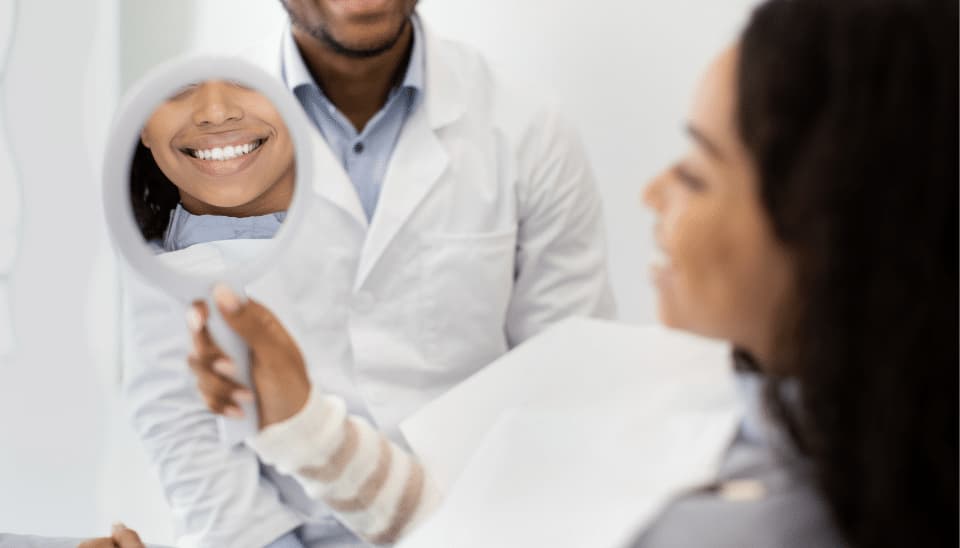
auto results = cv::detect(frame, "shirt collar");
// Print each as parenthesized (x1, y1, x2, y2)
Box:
(734, 369, 803, 455)
(160, 204, 286, 253)
(281, 14, 425, 100)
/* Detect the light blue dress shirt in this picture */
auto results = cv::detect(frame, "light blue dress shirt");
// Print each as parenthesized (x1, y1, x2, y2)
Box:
(281, 16, 425, 221)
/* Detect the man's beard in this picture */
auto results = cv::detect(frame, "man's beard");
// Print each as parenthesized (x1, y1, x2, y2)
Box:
(282, 1, 411, 59)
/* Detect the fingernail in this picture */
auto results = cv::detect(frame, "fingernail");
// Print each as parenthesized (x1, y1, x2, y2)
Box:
(224, 405, 244, 418)
(111, 522, 126, 535)
(233, 389, 254, 404)
(213, 358, 236, 378)
(186, 307, 203, 333)
(213, 283, 245, 314)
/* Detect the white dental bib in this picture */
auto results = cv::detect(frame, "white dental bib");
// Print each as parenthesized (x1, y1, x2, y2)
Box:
(398, 318, 743, 548)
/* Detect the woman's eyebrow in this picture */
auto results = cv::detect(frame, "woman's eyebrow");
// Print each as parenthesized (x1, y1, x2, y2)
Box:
(686, 124, 725, 161)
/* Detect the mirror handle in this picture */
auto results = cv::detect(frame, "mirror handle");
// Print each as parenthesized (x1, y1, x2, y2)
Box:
(208, 295, 260, 445)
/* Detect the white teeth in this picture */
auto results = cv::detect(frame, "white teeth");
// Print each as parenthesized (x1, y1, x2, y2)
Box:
(651, 246, 672, 269)
(189, 139, 262, 161)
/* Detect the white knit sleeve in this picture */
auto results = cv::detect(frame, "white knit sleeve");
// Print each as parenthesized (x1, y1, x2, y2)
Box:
(247, 389, 441, 544)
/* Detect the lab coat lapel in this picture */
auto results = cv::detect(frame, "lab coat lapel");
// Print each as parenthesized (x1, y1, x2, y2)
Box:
(308, 129, 368, 228)
(353, 21, 465, 290)
(354, 105, 447, 290)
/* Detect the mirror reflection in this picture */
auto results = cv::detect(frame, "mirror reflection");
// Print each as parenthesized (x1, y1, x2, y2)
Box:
(131, 80, 294, 264)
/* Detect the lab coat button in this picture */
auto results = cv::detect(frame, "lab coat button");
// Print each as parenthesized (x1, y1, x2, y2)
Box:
(354, 291, 376, 314)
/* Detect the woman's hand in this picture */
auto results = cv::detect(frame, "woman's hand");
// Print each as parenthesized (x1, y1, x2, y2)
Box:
(186, 283, 311, 429)
(77, 523, 144, 548)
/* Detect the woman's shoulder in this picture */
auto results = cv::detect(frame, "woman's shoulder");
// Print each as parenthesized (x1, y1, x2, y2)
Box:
(633, 445, 845, 548)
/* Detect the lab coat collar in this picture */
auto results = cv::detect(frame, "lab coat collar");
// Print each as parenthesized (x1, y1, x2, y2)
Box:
(420, 17, 467, 129)
(246, 16, 466, 286)
(354, 95, 449, 290)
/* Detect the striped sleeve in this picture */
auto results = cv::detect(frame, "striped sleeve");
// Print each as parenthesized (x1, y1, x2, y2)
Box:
(247, 389, 441, 544)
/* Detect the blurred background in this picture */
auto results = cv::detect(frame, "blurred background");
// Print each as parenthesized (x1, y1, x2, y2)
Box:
(0, 0, 757, 543)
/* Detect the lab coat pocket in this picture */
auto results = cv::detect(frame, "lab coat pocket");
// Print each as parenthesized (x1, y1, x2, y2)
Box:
(420, 228, 517, 374)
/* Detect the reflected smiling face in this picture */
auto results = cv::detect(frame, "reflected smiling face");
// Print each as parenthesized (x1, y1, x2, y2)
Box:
(140, 80, 295, 217)
(642, 47, 795, 364)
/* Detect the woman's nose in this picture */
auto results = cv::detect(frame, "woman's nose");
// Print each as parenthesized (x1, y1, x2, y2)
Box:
(191, 81, 244, 127)
(641, 169, 668, 212)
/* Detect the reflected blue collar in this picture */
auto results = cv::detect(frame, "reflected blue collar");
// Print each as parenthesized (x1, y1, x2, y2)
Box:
(160, 204, 286, 252)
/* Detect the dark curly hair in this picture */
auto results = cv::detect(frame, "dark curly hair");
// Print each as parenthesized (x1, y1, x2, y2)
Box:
(129, 140, 180, 241)
(737, 0, 957, 546)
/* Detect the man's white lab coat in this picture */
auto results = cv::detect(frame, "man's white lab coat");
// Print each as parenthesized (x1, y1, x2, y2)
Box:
(122, 18, 615, 548)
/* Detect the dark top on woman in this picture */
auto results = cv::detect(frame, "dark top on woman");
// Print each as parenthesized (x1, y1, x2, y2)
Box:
(633, 373, 844, 548)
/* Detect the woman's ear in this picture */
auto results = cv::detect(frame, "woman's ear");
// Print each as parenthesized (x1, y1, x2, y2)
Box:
(140, 129, 151, 149)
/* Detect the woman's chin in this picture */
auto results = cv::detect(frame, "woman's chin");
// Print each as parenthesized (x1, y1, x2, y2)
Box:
(654, 299, 702, 337)
(654, 299, 682, 329)
(185, 194, 262, 216)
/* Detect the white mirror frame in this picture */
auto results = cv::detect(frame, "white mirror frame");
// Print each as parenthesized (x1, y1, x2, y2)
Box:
(102, 55, 313, 302)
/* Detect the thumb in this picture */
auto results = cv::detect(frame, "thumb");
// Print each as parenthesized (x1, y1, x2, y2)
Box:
(212, 283, 276, 346)
(111, 523, 145, 548)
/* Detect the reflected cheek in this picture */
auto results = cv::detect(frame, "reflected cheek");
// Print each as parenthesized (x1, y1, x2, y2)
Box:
(151, 149, 183, 186)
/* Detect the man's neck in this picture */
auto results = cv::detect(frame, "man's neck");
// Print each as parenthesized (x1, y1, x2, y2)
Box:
(292, 21, 414, 133)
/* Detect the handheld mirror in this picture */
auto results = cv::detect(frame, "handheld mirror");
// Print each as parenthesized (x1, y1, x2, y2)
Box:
(103, 57, 313, 445)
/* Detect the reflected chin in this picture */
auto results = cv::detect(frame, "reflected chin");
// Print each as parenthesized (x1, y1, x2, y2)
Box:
(189, 187, 261, 210)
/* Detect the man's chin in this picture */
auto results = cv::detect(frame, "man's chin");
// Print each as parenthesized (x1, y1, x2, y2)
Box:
(318, 18, 409, 58)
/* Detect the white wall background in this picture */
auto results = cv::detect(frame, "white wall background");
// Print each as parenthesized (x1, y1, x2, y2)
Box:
(0, 0, 120, 538)
(418, 0, 758, 322)
(0, 0, 757, 543)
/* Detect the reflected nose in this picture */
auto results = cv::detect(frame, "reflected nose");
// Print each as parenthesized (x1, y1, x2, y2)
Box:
(191, 81, 244, 127)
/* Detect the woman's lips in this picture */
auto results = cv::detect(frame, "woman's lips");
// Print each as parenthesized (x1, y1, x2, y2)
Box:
(650, 244, 674, 286)
(178, 136, 268, 178)
(183, 137, 265, 161)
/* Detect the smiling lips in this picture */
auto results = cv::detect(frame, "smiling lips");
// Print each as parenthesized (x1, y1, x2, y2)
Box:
(184, 138, 265, 161)
(178, 135, 269, 177)
(650, 241, 675, 288)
